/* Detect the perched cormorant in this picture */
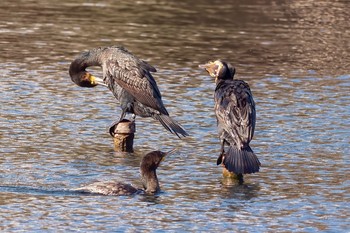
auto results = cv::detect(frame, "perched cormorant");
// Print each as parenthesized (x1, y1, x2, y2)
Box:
(69, 46, 188, 138)
(199, 60, 260, 174)
(76, 150, 171, 195)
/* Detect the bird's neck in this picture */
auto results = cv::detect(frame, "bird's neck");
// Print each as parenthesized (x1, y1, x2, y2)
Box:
(215, 78, 227, 86)
(69, 50, 103, 76)
(141, 169, 160, 193)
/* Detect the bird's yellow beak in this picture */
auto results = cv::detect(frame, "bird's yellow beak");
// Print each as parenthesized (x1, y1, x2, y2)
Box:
(89, 74, 107, 87)
(199, 61, 217, 77)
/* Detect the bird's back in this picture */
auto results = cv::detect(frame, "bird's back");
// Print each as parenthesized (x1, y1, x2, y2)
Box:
(76, 181, 140, 196)
(214, 79, 256, 149)
(100, 46, 168, 115)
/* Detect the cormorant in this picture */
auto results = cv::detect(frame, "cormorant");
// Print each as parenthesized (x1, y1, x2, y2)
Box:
(76, 150, 171, 195)
(69, 46, 188, 138)
(199, 60, 260, 174)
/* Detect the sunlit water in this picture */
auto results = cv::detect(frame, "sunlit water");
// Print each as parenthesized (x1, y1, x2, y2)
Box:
(0, 0, 349, 232)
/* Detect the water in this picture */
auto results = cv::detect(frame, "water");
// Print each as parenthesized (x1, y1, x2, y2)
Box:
(1, 0, 349, 232)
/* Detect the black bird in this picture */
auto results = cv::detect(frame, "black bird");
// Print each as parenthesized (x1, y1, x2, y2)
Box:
(76, 150, 172, 195)
(69, 46, 188, 138)
(199, 60, 260, 174)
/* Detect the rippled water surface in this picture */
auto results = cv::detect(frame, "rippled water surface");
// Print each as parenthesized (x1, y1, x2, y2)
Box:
(1, 0, 349, 232)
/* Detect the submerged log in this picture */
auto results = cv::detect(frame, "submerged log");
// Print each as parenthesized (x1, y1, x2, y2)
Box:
(110, 119, 135, 153)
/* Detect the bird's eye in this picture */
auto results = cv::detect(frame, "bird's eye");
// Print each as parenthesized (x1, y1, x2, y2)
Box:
(82, 73, 89, 80)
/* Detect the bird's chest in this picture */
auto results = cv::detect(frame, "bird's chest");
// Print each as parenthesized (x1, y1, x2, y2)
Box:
(107, 80, 135, 111)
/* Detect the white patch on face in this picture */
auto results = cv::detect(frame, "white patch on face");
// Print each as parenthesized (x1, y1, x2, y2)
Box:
(214, 60, 224, 76)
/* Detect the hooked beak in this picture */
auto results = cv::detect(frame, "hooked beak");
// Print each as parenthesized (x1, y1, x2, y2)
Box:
(90, 75, 107, 87)
(199, 62, 217, 77)
(161, 148, 178, 161)
(166, 148, 178, 155)
(198, 62, 210, 70)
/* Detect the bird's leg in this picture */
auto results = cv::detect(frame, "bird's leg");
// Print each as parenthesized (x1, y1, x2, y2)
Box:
(109, 110, 127, 137)
(119, 110, 127, 122)
(237, 174, 244, 185)
(109, 110, 127, 129)
(220, 139, 226, 154)
(217, 139, 226, 165)
(131, 114, 136, 122)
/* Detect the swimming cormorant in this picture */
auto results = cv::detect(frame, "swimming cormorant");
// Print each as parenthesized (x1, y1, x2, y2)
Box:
(199, 60, 260, 174)
(76, 150, 171, 195)
(69, 46, 188, 138)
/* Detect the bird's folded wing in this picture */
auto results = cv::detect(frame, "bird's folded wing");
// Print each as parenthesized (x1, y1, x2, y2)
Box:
(215, 81, 255, 149)
(105, 55, 168, 115)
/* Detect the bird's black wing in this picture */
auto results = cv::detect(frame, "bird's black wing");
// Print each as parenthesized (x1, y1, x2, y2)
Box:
(104, 47, 168, 115)
(214, 80, 256, 149)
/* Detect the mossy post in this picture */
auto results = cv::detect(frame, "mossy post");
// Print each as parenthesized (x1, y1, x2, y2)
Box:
(222, 165, 244, 185)
(110, 119, 135, 153)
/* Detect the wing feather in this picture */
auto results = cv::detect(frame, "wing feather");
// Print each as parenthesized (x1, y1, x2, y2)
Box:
(215, 80, 255, 149)
(102, 46, 168, 115)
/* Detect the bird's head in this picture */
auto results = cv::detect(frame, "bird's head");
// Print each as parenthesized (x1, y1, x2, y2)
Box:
(70, 71, 105, 88)
(199, 60, 235, 83)
(69, 52, 106, 88)
(140, 149, 176, 194)
(140, 151, 166, 174)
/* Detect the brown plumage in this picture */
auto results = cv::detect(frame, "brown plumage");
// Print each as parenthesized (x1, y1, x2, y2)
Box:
(199, 60, 260, 174)
(69, 46, 188, 138)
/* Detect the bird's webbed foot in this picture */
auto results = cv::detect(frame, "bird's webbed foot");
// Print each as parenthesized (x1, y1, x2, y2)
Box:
(108, 119, 126, 137)
(108, 110, 129, 137)
(108, 118, 135, 137)
(108, 120, 120, 137)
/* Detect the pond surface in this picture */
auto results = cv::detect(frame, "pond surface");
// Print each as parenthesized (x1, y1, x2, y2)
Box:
(0, 0, 349, 232)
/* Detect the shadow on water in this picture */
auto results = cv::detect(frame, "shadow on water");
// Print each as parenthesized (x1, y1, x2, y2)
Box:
(138, 192, 163, 205)
(219, 180, 260, 201)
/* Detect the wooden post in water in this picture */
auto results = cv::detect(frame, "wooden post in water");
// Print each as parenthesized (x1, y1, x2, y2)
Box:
(110, 119, 135, 153)
(222, 165, 244, 185)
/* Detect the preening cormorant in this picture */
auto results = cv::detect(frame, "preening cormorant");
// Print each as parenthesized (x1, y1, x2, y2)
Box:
(69, 46, 188, 138)
(76, 150, 171, 195)
(199, 60, 260, 174)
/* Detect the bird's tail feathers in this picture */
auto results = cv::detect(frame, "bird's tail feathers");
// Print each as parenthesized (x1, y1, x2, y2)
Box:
(154, 114, 189, 138)
(223, 146, 260, 174)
